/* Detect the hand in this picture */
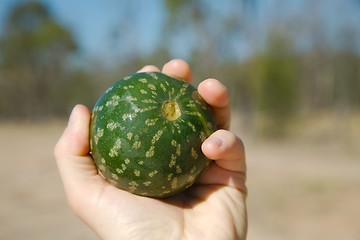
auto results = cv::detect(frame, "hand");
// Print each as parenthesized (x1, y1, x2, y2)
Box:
(54, 59, 247, 240)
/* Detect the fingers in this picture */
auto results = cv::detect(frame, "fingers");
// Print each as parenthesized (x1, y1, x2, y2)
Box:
(55, 104, 91, 157)
(202, 129, 246, 173)
(198, 79, 231, 130)
(137, 59, 192, 83)
(137, 65, 160, 73)
(54, 105, 102, 204)
(162, 59, 192, 82)
(199, 130, 246, 193)
(54, 104, 99, 181)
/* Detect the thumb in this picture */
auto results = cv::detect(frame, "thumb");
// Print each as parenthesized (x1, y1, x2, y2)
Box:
(55, 104, 91, 157)
(54, 105, 102, 208)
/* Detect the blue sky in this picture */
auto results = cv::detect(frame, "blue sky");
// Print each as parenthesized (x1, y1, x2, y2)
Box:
(1, 0, 360, 62)
(0, 0, 166, 59)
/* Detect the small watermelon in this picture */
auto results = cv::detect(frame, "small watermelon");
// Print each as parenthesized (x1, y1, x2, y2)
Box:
(89, 72, 216, 198)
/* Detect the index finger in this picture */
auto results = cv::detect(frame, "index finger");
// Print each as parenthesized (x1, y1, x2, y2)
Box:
(137, 59, 192, 83)
(162, 59, 192, 83)
(198, 79, 231, 130)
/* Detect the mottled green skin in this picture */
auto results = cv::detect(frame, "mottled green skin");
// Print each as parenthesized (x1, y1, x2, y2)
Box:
(89, 72, 216, 198)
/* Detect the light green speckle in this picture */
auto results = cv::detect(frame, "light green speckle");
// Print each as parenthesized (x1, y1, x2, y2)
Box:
(122, 113, 137, 121)
(171, 177, 178, 189)
(148, 84, 156, 91)
(126, 95, 137, 101)
(132, 140, 141, 149)
(145, 118, 159, 126)
(94, 128, 104, 144)
(167, 173, 174, 180)
(143, 181, 151, 186)
(111, 173, 119, 180)
(187, 121, 196, 132)
(191, 148, 199, 159)
(127, 132, 133, 140)
(134, 170, 141, 177)
(139, 78, 148, 83)
(99, 164, 105, 172)
(176, 165, 182, 174)
(169, 154, 176, 168)
(145, 146, 155, 158)
(199, 131, 207, 142)
(148, 170, 158, 177)
(151, 130, 163, 144)
(121, 164, 126, 171)
(109, 139, 122, 157)
(107, 121, 121, 131)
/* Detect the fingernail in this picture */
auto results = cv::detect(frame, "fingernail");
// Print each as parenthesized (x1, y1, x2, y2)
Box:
(208, 136, 222, 148)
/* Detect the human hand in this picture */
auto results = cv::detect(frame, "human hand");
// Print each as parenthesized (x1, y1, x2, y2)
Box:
(54, 59, 247, 240)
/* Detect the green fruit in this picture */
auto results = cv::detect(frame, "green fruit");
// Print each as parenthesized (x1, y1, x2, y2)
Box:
(89, 72, 216, 198)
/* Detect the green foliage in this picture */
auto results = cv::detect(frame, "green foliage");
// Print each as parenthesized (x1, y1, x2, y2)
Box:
(255, 32, 299, 136)
(333, 51, 360, 110)
(1, 2, 76, 67)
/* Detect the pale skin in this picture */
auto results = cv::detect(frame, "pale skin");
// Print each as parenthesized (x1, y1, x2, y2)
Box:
(54, 59, 247, 240)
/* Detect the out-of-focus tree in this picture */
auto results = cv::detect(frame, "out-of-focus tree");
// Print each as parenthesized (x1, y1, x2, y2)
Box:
(163, 0, 255, 81)
(332, 30, 360, 112)
(254, 30, 299, 136)
(0, 1, 77, 118)
(1, 0, 359, 131)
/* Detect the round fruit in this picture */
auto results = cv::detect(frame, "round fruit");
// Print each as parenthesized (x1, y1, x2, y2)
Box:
(89, 72, 216, 198)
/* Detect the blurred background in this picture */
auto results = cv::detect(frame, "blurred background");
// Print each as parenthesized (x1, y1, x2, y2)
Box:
(0, 0, 359, 239)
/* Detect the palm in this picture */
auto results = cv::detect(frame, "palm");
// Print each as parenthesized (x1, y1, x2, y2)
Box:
(86, 160, 246, 240)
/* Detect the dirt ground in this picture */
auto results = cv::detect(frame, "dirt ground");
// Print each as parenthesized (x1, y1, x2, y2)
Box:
(0, 114, 359, 240)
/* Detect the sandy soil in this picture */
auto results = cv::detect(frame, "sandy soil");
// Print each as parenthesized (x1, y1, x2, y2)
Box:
(0, 115, 359, 240)
(0, 121, 97, 240)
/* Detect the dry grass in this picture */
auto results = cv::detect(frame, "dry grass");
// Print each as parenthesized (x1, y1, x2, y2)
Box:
(0, 112, 359, 239)
(0, 121, 97, 240)
(233, 112, 360, 240)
